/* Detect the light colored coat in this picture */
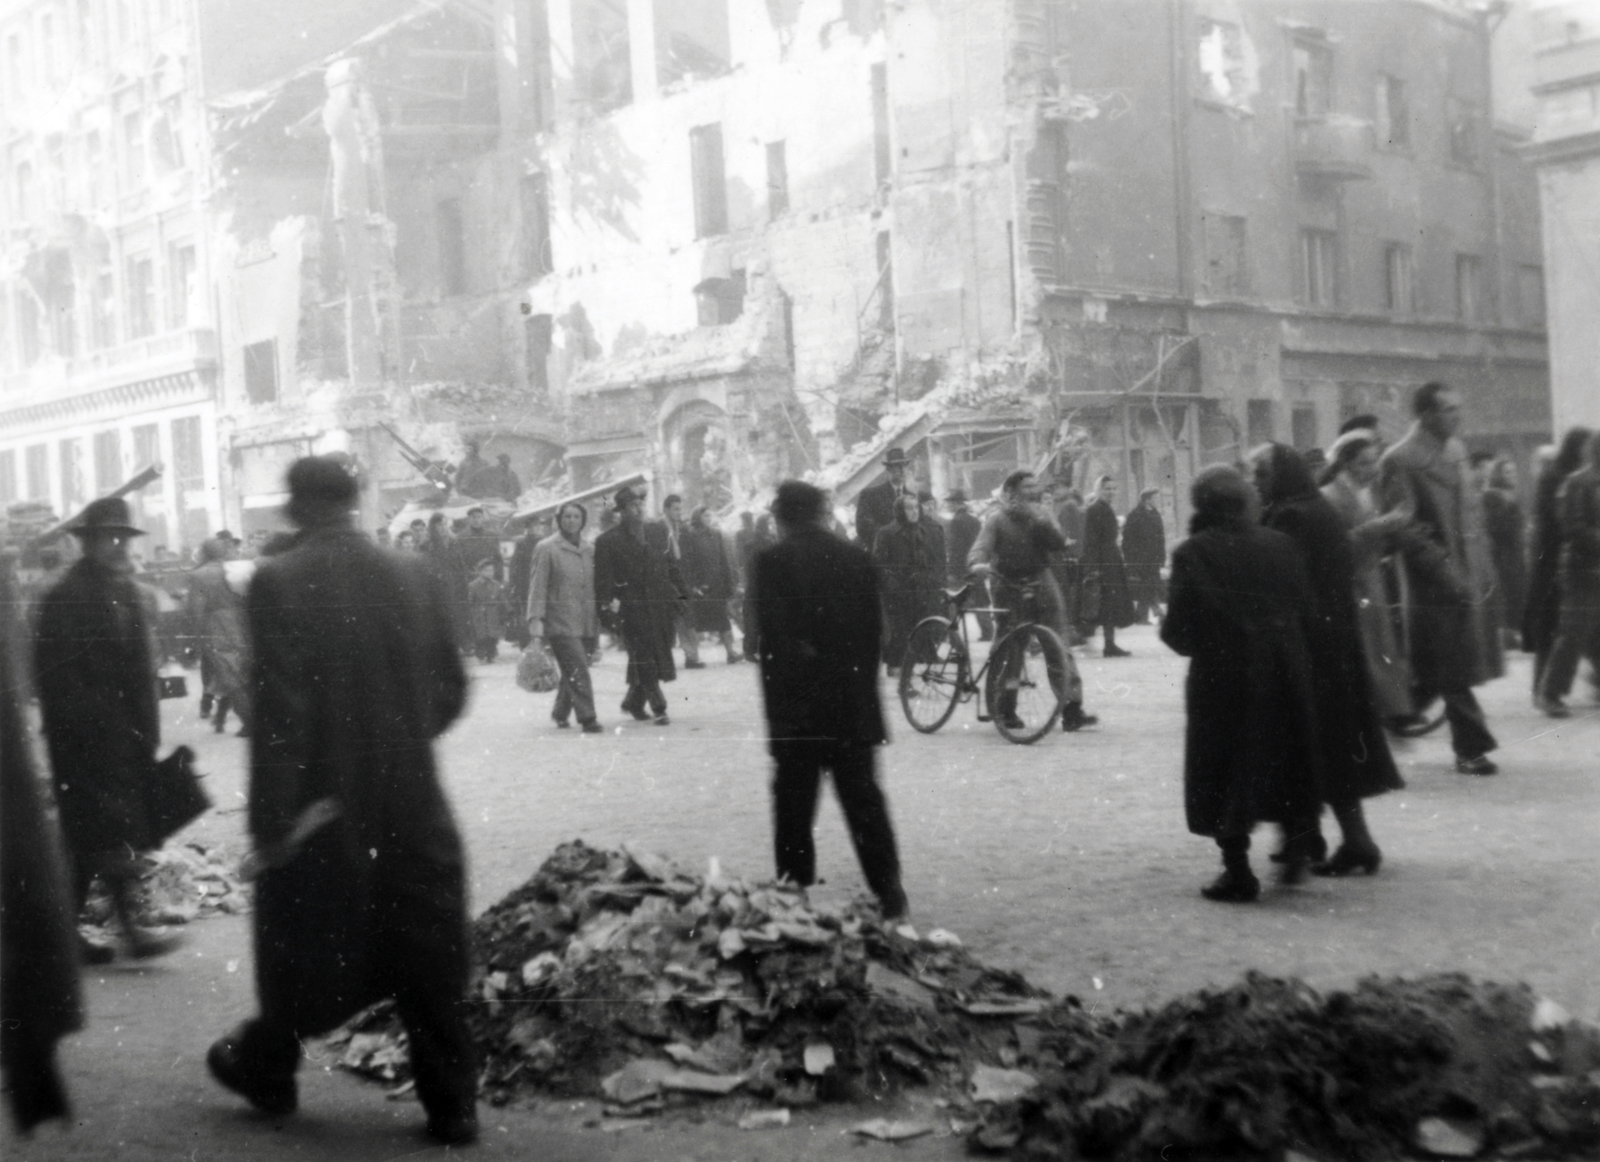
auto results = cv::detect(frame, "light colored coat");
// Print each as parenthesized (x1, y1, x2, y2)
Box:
(526, 532, 598, 640)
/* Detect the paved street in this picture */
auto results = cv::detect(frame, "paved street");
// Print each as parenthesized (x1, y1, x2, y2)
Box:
(9, 623, 1598, 1159)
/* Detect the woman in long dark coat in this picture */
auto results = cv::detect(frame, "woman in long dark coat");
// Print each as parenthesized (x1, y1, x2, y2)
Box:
(1082, 475, 1135, 655)
(1254, 443, 1402, 876)
(1524, 428, 1591, 692)
(1161, 466, 1323, 902)
(593, 487, 683, 723)
(683, 506, 739, 662)
(873, 493, 943, 673)
(1120, 488, 1167, 623)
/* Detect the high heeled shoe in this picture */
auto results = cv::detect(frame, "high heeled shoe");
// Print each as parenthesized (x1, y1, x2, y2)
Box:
(1312, 841, 1382, 877)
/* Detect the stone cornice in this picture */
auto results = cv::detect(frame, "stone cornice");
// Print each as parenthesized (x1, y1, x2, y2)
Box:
(0, 372, 209, 434)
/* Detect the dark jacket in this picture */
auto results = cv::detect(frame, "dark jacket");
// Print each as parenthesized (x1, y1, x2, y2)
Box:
(682, 525, 735, 634)
(594, 523, 683, 684)
(854, 478, 908, 551)
(33, 558, 161, 855)
(1082, 498, 1135, 628)
(753, 524, 886, 746)
(1121, 503, 1167, 569)
(1556, 467, 1600, 585)
(1262, 479, 1403, 806)
(945, 508, 983, 584)
(247, 525, 469, 1034)
(1524, 463, 1573, 655)
(1160, 520, 1322, 838)
(424, 530, 472, 647)
(1481, 486, 1528, 630)
(187, 559, 250, 700)
(873, 517, 944, 666)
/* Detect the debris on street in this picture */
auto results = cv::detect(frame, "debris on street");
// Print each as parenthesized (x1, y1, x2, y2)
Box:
(83, 840, 248, 929)
(331, 841, 1600, 1160)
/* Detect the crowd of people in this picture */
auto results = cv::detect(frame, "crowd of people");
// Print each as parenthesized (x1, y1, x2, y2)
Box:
(5, 376, 1596, 1143)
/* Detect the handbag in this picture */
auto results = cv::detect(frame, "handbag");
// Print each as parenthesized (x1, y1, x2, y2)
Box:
(1078, 570, 1103, 625)
(145, 745, 210, 847)
(516, 643, 561, 693)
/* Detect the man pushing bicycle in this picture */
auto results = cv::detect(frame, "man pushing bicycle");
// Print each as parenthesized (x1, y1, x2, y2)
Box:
(968, 470, 1099, 733)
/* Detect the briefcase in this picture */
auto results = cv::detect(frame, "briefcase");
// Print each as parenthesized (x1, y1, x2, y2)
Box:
(158, 673, 188, 699)
(146, 745, 210, 846)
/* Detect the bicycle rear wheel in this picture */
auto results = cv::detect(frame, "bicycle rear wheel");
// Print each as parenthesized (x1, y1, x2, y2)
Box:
(986, 624, 1067, 744)
(899, 617, 964, 733)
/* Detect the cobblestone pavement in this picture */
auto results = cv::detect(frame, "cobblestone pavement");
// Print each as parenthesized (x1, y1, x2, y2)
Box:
(8, 623, 1597, 1159)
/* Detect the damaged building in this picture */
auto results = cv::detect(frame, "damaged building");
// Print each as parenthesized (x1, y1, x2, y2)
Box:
(3, 0, 1552, 539)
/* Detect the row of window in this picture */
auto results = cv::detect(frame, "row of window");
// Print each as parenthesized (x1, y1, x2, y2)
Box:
(3, 0, 182, 102)
(8, 97, 188, 224)
(1197, 20, 1483, 168)
(1200, 216, 1543, 326)
(0, 415, 200, 512)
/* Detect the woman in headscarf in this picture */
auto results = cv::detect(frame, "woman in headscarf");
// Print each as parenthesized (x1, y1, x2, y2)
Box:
(1319, 429, 1414, 722)
(1253, 443, 1402, 877)
(1161, 466, 1322, 901)
(873, 493, 944, 676)
(1524, 427, 1592, 694)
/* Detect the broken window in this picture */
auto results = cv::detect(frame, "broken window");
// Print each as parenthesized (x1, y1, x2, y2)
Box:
(521, 172, 553, 278)
(1197, 20, 1251, 107)
(168, 242, 196, 328)
(871, 63, 891, 186)
(94, 430, 122, 493)
(1291, 37, 1331, 119)
(1299, 228, 1337, 307)
(689, 123, 728, 238)
(573, 0, 632, 112)
(0, 451, 14, 504)
(766, 141, 789, 219)
(25, 445, 48, 500)
(1384, 243, 1413, 314)
(243, 339, 279, 403)
(126, 253, 154, 338)
(436, 197, 466, 296)
(695, 269, 745, 327)
(1202, 213, 1249, 296)
(1374, 74, 1409, 149)
(1455, 253, 1482, 321)
(525, 312, 552, 396)
(654, 0, 731, 86)
(1447, 95, 1480, 168)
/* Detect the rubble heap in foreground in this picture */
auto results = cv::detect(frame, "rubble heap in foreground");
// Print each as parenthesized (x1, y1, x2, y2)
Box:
(333, 841, 1600, 1160)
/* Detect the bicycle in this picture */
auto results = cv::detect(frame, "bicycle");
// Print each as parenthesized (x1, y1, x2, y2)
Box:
(897, 579, 1068, 744)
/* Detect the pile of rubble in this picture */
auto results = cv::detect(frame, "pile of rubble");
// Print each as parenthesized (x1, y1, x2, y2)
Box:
(334, 841, 1600, 1159)
(84, 841, 249, 929)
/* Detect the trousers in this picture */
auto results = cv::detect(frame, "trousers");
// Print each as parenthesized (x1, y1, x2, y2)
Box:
(1539, 577, 1600, 703)
(770, 738, 906, 916)
(547, 634, 596, 725)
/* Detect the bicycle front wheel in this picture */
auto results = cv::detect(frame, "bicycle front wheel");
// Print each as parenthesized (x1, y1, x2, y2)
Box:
(899, 617, 964, 733)
(986, 624, 1067, 744)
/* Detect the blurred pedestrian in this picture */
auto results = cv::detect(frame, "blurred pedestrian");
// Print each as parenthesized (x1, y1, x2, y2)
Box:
(374, 527, 391, 550)
(206, 457, 477, 1145)
(683, 506, 741, 664)
(1081, 475, 1135, 656)
(1161, 467, 1322, 902)
(752, 481, 909, 921)
(2, 562, 83, 1134)
(458, 506, 502, 584)
(967, 471, 1095, 732)
(873, 493, 943, 677)
(1482, 457, 1527, 650)
(32, 499, 183, 960)
(1378, 382, 1502, 775)
(425, 512, 471, 649)
(1524, 427, 1591, 691)
(645, 494, 702, 668)
(466, 558, 505, 662)
(854, 447, 912, 551)
(527, 502, 601, 733)
(918, 491, 947, 574)
(595, 486, 683, 725)
(1122, 487, 1167, 624)
(944, 489, 993, 642)
(187, 536, 252, 735)
(1536, 430, 1600, 717)
(738, 514, 776, 661)
(395, 529, 416, 552)
(1253, 444, 1402, 877)
(505, 519, 542, 650)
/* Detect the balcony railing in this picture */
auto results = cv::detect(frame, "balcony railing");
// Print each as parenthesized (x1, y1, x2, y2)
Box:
(1293, 117, 1373, 184)
(2, 327, 217, 405)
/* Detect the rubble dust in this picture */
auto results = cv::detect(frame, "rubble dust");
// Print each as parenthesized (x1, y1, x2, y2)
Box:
(330, 841, 1600, 1159)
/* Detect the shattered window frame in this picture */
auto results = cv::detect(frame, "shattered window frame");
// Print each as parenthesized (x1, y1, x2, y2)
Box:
(1196, 18, 1251, 110)
(653, 0, 732, 88)
(1290, 35, 1332, 121)
(572, 0, 634, 113)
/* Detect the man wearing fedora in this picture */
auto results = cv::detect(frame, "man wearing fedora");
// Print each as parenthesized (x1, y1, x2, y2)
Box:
(32, 497, 183, 962)
(206, 456, 478, 1144)
(854, 447, 913, 556)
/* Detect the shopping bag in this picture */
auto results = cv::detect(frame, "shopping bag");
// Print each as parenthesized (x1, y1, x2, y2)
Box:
(516, 643, 560, 693)
(145, 745, 210, 846)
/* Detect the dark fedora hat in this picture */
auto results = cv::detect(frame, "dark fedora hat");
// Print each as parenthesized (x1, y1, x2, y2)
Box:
(883, 447, 910, 467)
(613, 485, 644, 511)
(70, 497, 145, 538)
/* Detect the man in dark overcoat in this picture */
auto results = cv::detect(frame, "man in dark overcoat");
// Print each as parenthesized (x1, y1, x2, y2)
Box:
(1161, 466, 1323, 902)
(1253, 444, 1402, 877)
(1082, 475, 1135, 655)
(943, 489, 992, 641)
(1378, 382, 1502, 775)
(595, 485, 684, 723)
(853, 446, 912, 550)
(682, 506, 740, 664)
(187, 536, 252, 734)
(32, 498, 182, 960)
(644, 494, 702, 667)
(752, 481, 909, 920)
(206, 457, 477, 1145)
(1121, 487, 1167, 624)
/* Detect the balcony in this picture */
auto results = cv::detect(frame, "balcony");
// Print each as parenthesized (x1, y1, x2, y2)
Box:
(1293, 117, 1373, 185)
(1, 328, 218, 412)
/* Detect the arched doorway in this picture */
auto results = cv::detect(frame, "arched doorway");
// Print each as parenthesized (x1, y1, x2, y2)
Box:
(662, 399, 734, 510)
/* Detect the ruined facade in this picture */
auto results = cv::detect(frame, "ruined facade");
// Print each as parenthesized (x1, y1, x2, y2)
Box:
(1525, 0, 1600, 433)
